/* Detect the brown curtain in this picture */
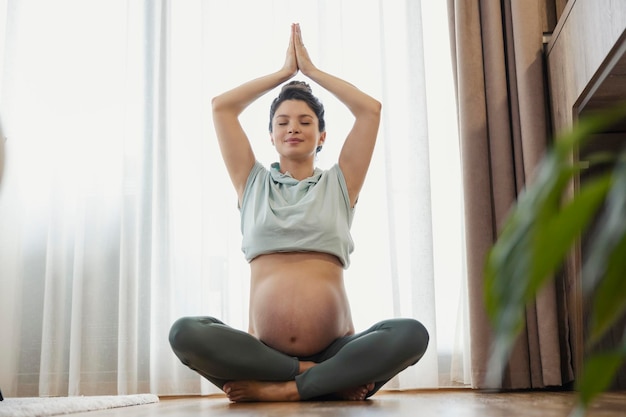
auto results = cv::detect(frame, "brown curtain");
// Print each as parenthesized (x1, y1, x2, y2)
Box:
(447, 0, 574, 389)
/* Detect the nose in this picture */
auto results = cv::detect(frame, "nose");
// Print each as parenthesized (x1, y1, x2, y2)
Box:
(288, 124, 300, 133)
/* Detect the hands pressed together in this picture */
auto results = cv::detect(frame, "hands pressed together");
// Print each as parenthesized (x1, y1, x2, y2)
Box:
(283, 23, 316, 78)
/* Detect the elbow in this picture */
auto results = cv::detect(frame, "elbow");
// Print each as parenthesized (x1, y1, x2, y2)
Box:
(211, 95, 244, 116)
(352, 96, 381, 119)
(371, 99, 382, 117)
(211, 95, 225, 113)
(365, 99, 382, 122)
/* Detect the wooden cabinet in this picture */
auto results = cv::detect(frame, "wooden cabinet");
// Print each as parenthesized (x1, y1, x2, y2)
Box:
(547, 0, 626, 134)
(545, 0, 626, 388)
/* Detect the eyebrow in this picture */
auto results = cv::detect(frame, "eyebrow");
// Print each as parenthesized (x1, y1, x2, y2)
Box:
(275, 114, 314, 118)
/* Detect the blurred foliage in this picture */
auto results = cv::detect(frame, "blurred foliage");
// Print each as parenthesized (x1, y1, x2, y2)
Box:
(483, 103, 626, 416)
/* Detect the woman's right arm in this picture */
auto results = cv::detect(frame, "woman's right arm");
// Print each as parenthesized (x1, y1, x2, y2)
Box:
(212, 32, 298, 202)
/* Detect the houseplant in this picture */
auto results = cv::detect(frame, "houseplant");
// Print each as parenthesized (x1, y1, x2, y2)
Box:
(483, 103, 626, 416)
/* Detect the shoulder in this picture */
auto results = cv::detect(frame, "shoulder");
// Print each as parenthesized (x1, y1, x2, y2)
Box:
(239, 160, 268, 207)
(318, 164, 352, 209)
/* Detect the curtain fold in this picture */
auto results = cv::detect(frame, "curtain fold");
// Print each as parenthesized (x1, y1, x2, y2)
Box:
(0, 0, 463, 396)
(447, 0, 574, 389)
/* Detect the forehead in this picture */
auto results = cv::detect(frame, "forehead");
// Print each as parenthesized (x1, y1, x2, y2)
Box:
(274, 99, 315, 118)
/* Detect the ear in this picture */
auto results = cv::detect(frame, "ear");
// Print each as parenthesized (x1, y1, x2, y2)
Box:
(269, 132, 275, 146)
(318, 131, 327, 146)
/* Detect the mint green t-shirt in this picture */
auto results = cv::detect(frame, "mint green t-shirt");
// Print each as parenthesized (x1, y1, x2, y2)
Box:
(239, 161, 355, 269)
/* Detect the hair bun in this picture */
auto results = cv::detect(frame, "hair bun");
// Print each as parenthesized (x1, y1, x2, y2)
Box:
(281, 80, 313, 94)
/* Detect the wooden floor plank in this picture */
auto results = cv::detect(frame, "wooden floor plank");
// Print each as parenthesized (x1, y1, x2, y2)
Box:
(65, 390, 626, 417)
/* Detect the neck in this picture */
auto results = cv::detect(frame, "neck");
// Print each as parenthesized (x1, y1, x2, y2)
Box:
(278, 158, 315, 180)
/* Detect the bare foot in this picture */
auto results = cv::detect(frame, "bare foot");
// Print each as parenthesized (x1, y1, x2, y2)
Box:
(298, 360, 316, 374)
(335, 383, 375, 401)
(223, 380, 300, 402)
(297, 361, 374, 401)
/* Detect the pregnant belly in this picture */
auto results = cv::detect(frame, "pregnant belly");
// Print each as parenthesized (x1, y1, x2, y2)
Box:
(249, 254, 354, 356)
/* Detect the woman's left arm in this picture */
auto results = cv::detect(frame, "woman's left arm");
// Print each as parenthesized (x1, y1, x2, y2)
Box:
(293, 24, 381, 207)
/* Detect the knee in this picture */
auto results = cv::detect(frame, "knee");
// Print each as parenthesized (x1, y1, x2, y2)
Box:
(391, 318, 430, 363)
(169, 316, 221, 355)
(168, 317, 197, 353)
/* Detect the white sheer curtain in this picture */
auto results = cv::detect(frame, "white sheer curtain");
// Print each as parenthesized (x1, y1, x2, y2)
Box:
(0, 0, 466, 396)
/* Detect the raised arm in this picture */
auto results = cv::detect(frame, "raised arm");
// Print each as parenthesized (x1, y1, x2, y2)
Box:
(212, 31, 298, 203)
(293, 24, 381, 207)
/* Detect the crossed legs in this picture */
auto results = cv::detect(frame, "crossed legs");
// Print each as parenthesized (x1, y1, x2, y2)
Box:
(169, 316, 429, 402)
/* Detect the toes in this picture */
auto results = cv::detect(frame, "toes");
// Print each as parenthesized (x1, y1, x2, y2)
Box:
(351, 387, 368, 401)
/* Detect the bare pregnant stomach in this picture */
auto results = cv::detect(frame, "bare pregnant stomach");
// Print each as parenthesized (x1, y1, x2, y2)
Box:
(248, 252, 355, 357)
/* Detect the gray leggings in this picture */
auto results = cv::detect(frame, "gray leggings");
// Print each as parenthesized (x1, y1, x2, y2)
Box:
(168, 316, 429, 400)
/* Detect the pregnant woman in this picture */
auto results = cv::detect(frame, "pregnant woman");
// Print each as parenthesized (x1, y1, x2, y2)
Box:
(169, 23, 429, 402)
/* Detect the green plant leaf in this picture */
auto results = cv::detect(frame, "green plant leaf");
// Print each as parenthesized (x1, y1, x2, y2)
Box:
(583, 154, 626, 291)
(589, 233, 626, 345)
(530, 173, 612, 296)
(484, 158, 607, 328)
(483, 148, 577, 387)
(483, 171, 612, 388)
(575, 336, 626, 409)
(553, 103, 626, 156)
(584, 154, 626, 345)
(484, 153, 576, 321)
(483, 103, 626, 389)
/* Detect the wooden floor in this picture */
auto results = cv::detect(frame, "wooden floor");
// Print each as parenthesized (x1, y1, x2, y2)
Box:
(65, 390, 626, 417)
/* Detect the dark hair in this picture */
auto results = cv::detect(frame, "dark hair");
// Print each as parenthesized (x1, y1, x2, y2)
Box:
(269, 81, 325, 135)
